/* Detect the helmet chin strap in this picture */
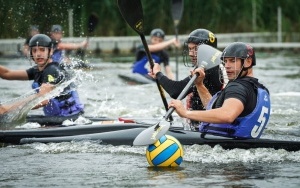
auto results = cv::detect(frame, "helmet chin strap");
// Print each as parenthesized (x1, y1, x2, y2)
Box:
(242, 65, 251, 71)
(240, 58, 253, 77)
(236, 59, 249, 79)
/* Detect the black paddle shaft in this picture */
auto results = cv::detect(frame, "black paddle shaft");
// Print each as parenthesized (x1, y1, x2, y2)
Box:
(171, 0, 184, 26)
(79, 13, 99, 60)
(117, 0, 155, 69)
(171, 0, 184, 39)
(87, 13, 99, 34)
(117, 0, 173, 121)
(171, 0, 184, 81)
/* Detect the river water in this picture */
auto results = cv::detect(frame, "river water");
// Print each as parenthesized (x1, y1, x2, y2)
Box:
(1, 53, 300, 187)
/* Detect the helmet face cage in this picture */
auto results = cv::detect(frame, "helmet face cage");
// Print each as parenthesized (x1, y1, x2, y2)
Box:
(183, 29, 217, 67)
(220, 43, 253, 82)
(29, 44, 52, 61)
(219, 57, 242, 83)
(183, 41, 203, 67)
(218, 63, 229, 85)
(28, 34, 53, 62)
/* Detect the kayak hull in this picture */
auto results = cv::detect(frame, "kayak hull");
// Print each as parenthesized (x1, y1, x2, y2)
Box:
(118, 73, 154, 84)
(2, 124, 300, 151)
(0, 123, 149, 145)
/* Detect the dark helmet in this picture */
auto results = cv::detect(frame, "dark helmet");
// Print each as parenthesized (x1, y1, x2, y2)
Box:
(150, 28, 165, 39)
(51, 24, 63, 33)
(186, 29, 217, 48)
(221, 42, 256, 66)
(29, 25, 39, 32)
(183, 29, 217, 67)
(29, 34, 52, 48)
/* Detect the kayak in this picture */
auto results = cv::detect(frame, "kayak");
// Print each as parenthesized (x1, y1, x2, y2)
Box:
(25, 114, 116, 126)
(2, 121, 300, 152)
(0, 122, 150, 145)
(118, 73, 154, 84)
(1, 115, 159, 144)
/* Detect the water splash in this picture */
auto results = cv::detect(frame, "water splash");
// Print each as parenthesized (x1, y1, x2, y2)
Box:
(0, 67, 87, 129)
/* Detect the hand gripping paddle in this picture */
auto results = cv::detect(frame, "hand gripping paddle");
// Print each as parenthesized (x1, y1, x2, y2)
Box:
(133, 44, 222, 145)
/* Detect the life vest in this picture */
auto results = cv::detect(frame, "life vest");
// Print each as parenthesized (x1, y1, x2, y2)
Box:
(32, 82, 84, 117)
(51, 49, 64, 64)
(132, 54, 160, 75)
(199, 87, 271, 139)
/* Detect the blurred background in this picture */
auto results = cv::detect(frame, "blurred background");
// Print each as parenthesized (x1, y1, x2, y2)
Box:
(0, 0, 299, 59)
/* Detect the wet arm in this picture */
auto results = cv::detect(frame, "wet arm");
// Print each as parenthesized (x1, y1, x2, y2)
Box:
(31, 83, 54, 109)
(0, 66, 28, 80)
(195, 82, 212, 108)
(170, 98, 244, 124)
(148, 38, 178, 52)
(57, 39, 88, 50)
(0, 84, 53, 114)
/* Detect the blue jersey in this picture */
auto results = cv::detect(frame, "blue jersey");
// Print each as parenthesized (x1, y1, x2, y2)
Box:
(28, 62, 84, 117)
(199, 78, 271, 139)
(51, 39, 64, 64)
(132, 45, 170, 75)
(52, 49, 64, 63)
(132, 54, 160, 75)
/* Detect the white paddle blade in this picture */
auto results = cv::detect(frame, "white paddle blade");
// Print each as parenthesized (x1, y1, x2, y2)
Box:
(197, 44, 222, 69)
(133, 123, 170, 146)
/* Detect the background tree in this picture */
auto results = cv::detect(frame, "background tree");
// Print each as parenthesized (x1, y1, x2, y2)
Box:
(0, 0, 299, 41)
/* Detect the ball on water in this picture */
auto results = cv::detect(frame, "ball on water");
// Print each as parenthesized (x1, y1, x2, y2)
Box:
(146, 135, 183, 167)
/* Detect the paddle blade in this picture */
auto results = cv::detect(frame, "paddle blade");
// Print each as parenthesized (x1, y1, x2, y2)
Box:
(133, 122, 170, 146)
(117, 0, 144, 35)
(197, 44, 222, 70)
(171, 0, 184, 26)
(118, 0, 173, 123)
(88, 12, 99, 33)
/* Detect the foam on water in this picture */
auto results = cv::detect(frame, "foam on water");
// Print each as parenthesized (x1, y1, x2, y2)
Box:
(20, 140, 300, 165)
(1, 55, 300, 187)
(273, 92, 300, 97)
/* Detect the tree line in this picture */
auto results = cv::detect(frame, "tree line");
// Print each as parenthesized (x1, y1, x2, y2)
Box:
(0, 0, 299, 41)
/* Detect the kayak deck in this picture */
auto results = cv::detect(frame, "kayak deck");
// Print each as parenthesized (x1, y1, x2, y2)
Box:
(25, 114, 115, 126)
(0, 123, 150, 145)
(118, 73, 154, 85)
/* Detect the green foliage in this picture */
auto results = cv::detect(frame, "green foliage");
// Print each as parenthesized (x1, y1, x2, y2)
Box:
(0, 0, 299, 39)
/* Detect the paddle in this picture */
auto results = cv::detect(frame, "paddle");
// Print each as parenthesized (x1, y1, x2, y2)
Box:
(133, 44, 222, 145)
(117, 0, 173, 121)
(78, 13, 99, 60)
(0, 72, 81, 128)
(87, 13, 99, 35)
(171, 0, 184, 81)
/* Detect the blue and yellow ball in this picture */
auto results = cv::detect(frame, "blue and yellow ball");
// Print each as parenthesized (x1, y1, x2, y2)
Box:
(146, 135, 183, 167)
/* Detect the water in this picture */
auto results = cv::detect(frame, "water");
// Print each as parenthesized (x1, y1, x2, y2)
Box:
(1, 53, 300, 187)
